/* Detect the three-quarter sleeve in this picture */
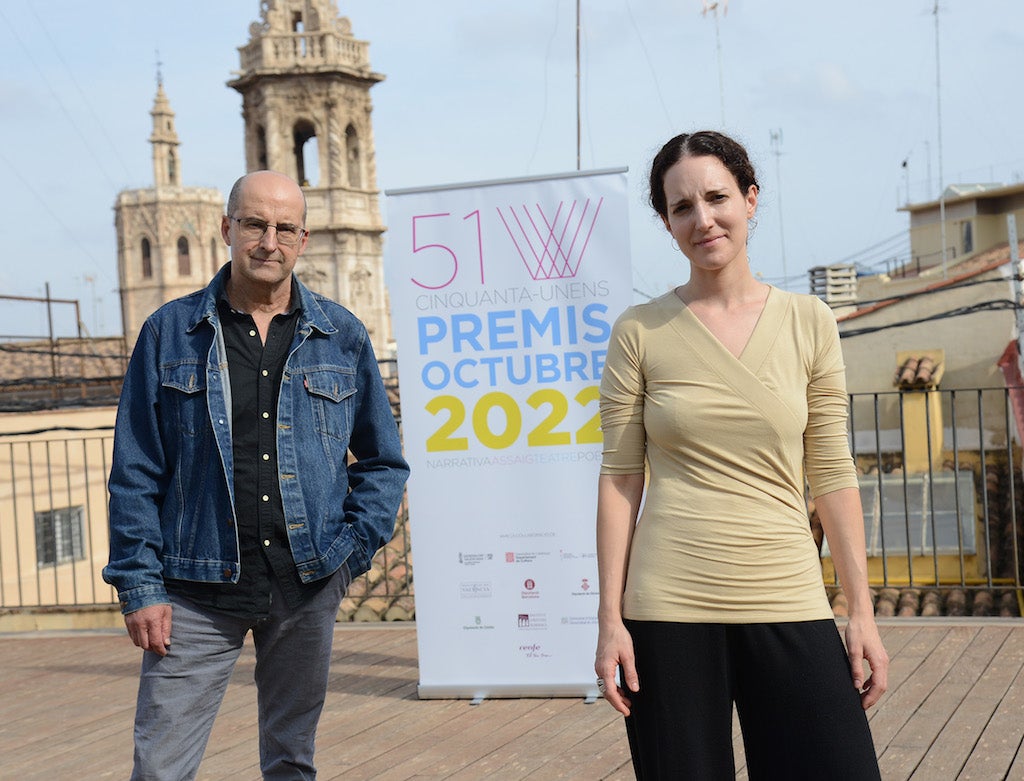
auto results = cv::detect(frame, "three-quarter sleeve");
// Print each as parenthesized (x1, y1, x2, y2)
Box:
(599, 309, 647, 474)
(803, 298, 859, 498)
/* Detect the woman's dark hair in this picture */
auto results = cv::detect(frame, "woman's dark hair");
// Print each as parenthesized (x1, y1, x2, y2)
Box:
(648, 131, 760, 219)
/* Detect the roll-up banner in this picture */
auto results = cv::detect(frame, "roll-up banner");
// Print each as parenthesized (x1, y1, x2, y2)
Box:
(385, 168, 632, 699)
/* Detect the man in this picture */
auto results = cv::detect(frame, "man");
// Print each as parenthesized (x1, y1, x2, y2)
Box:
(104, 170, 409, 780)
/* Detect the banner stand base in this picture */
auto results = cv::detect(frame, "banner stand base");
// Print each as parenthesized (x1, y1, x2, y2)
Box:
(417, 682, 602, 701)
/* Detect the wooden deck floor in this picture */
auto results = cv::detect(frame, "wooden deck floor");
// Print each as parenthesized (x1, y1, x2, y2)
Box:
(1, 619, 1023, 780)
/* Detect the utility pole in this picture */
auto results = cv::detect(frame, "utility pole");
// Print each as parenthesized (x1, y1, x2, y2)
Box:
(901, 153, 910, 205)
(770, 129, 788, 288)
(924, 139, 932, 197)
(575, 0, 581, 171)
(1010, 215, 1023, 379)
(934, 0, 948, 277)
(83, 274, 98, 336)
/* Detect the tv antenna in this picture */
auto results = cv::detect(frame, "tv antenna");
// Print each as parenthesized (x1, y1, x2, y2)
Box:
(702, 1, 727, 127)
(769, 129, 788, 288)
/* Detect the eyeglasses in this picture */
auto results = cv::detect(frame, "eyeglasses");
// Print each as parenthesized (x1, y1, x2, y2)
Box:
(229, 216, 307, 247)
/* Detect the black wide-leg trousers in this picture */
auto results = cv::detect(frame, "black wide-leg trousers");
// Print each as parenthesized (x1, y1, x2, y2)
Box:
(623, 619, 882, 781)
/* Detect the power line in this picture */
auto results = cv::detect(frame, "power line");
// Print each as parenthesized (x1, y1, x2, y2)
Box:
(839, 299, 1015, 338)
(0, 151, 114, 284)
(526, 2, 562, 174)
(623, 0, 675, 131)
(843, 274, 1014, 309)
(27, 6, 133, 181)
(830, 230, 910, 266)
(0, 6, 120, 191)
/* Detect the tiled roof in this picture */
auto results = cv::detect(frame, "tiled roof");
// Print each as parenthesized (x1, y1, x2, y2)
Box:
(813, 457, 1022, 620)
(0, 337, 128, 411)
(894, 355, 940, 389)
(829, 587, 1020, 618)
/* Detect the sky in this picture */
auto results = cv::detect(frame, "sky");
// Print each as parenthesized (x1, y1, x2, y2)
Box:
(0, 0, 1022, 339)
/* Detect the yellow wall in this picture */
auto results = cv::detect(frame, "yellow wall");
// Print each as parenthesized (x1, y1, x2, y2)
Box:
(0, 408, 117, 609)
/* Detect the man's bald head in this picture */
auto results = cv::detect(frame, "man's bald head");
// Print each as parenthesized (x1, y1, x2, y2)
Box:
(226, 171, 307, 224)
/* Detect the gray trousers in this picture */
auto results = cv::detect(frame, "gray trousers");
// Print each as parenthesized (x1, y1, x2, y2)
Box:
(130, 565, 350, 781)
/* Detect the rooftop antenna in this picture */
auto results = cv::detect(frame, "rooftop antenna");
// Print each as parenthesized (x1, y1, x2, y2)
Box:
(702, 1, 727, 127)
(923, 139, 932, 197)
(934, 0, 948, 277)
(901, 153, 911, 205)
(769, 129, 788, 288)
(575, 0, 581, 170)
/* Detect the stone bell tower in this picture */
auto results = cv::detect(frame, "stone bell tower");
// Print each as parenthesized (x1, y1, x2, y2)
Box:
(115, 75, 225, 348)
(227, 0, 391, 352)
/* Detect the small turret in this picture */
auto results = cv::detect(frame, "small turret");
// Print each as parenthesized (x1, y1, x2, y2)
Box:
(149, 70, 181, 187)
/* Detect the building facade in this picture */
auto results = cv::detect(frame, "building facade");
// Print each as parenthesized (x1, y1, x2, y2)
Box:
(899, 182, 1024, 274)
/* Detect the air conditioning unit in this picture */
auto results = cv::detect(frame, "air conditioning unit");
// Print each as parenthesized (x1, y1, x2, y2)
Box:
(809, 263, 857, 306)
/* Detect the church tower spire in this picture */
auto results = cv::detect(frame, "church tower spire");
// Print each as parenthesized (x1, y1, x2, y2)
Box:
(149, 69, 181, 187)
(115, 70, 224, 347)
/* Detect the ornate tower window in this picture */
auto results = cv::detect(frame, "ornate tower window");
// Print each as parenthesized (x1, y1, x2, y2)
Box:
(141, 237, 153, 278)
(346, 124, 361, 188)
(292, 11, 307, 56)
(177, 236, 191, 276)
(294, 120, 319, 186)
(256, 125, 268, 170)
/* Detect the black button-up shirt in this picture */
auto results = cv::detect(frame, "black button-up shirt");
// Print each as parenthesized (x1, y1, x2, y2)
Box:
(166, 286, 328, 619)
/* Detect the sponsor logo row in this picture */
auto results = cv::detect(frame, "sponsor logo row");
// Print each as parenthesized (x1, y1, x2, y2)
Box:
(460, 613, 598, 632)
(458, 549, 597, 566)
(459, 577, 598, 601)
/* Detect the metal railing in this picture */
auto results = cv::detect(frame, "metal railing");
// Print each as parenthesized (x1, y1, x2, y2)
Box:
(0, 424, 412, 617)
(824, 387, 1023, 616)
(1, 386, 1020, 617)
(0, 360, 412, 618)
(0, 431, 115, 609)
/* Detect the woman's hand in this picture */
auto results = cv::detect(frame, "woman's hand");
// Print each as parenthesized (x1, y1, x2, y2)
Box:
(814, 487, 889, 709)
(595, 619, 640, 716)
(845, 614, 889, 709)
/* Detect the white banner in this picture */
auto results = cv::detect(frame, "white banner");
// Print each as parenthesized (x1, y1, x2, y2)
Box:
(385, 169, 632, 699)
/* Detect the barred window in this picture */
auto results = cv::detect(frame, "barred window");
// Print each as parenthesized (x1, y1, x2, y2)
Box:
(35, 506, 85, 567)
(823, 473, 976, 558)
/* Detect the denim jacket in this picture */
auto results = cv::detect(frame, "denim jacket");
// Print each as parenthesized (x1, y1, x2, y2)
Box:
(103, 266, 410, 614)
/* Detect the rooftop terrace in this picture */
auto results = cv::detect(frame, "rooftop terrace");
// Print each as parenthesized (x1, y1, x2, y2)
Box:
(3, 620, 1023, 779)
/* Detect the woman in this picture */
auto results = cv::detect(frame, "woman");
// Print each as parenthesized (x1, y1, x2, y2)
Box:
(594, 131, 887, 780)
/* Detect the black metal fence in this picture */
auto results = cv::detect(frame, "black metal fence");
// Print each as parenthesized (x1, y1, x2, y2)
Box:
(0, 359, 413, 619)
(0, 427, 413, 619)
(1, 386, 1020, 618)
(825, 387, 1023, 616)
